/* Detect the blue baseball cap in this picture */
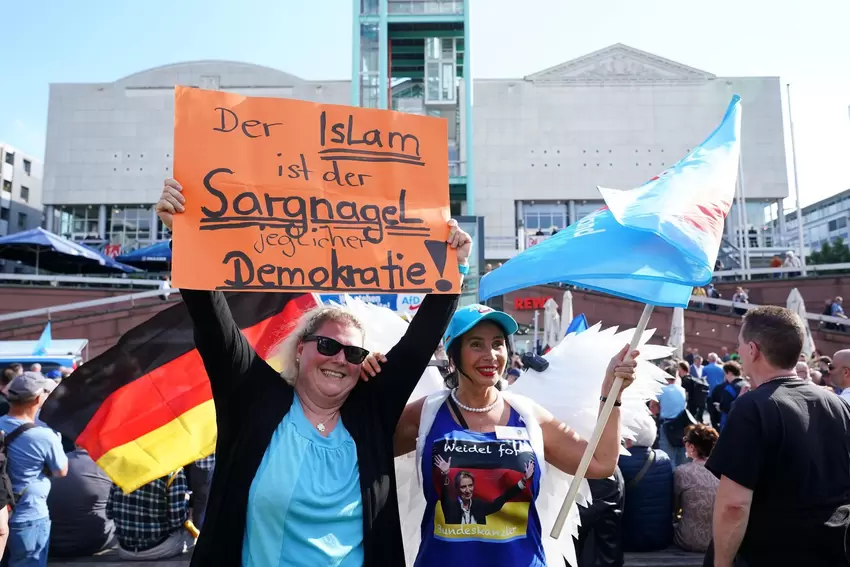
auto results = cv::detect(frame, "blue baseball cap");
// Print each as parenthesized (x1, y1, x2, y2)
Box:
(443, 304, 519, 351)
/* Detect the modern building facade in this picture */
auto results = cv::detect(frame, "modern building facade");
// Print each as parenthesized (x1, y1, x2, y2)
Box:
(474, 44, 790, 261)
(772, 188, 850, 253)
(353, 0, 472, 216)
(0, 143, 44, 237)
(41, 61, 349, 252)
(42, 41, 791, 277)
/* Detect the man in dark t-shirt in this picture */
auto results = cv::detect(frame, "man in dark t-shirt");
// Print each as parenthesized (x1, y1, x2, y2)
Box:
(707, 306, 850, 567)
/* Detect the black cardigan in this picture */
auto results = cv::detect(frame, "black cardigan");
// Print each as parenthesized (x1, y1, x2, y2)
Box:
(182, 289, 458, 566)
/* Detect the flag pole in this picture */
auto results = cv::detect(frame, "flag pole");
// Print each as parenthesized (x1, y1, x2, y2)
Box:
(550, 303, 655, 539)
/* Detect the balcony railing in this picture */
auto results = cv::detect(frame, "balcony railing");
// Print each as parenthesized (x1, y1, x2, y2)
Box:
(388, 0, 463, 15)
(484, 236, 520, 260)
(449, 160, 466, 178)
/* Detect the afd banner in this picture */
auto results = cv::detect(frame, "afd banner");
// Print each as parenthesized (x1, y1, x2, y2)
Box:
(320, 293, 425, 316)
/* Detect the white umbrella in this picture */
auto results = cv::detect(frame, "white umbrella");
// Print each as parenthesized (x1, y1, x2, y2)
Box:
(560, 290, 574, 337)
(668, 307, 685, 359)
(543, 298, 562, 348)
(787, 288, 816, 358)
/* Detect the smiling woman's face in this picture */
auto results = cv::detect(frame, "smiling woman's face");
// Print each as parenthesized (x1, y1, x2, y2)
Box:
(297, 320, 364, 403)
(457, 321, 508, 388)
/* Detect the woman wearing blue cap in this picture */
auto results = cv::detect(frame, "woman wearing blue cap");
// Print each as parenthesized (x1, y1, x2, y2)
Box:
(364, 304, 638, 566)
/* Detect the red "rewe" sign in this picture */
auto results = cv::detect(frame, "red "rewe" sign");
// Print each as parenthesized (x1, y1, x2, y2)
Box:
(513, 297, 553, 310)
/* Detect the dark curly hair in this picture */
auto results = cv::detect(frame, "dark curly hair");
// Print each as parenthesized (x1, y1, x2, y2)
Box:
(683, 423, 719, 459)
(443, 323, 514, 390)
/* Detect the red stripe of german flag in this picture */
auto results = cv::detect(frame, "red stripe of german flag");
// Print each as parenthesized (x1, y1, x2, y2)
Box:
(40, 292, 319, 493)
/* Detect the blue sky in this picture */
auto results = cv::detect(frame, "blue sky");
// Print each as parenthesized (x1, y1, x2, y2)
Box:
(4, 0, 849, 209)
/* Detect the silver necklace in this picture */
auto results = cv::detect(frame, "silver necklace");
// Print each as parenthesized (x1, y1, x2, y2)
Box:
(451, 388, 500, 413)
(316, 413, 337, 433)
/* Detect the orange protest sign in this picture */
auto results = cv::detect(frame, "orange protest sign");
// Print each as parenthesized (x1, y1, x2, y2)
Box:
(171, 86, 457, 294)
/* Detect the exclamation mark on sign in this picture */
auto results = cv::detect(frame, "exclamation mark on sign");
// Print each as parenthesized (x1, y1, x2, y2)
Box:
(424, 240, 453, 292)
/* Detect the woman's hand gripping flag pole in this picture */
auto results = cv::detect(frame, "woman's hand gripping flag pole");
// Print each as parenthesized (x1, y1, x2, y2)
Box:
(549, 303, 655, 539)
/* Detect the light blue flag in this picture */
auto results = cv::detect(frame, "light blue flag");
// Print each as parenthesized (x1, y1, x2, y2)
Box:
(565, 314, 589, 336)
(480, 95, 742, 309)
(32, 322, 52, 356)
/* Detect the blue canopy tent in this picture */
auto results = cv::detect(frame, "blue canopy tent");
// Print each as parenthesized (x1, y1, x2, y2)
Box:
(0, 228, 141, 275)
(115, 241, 171, 271)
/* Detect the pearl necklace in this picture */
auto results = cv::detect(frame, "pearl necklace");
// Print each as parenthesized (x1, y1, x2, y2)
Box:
(451, 388, 500, 413)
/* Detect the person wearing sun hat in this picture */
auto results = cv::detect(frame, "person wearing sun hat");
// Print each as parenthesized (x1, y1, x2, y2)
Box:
(362, 304, 640, 566)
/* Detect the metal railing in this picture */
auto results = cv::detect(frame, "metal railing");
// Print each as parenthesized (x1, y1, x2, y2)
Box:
(689, 294, 850, 328)
(0, 274, 165, 288)
(449, 160, 465, 178)
(1, 283, 848, 332)
(0, 287, 177, 323)
(712, 263, 846, 279)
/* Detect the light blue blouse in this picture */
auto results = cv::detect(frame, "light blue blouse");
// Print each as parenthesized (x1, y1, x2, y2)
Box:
(242, 395, 364, 566)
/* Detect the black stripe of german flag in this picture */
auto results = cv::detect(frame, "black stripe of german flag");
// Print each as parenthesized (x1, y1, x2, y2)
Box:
(40, 291, 319, 493)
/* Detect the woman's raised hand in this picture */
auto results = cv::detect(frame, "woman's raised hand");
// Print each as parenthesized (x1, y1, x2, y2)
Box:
(447, 219, 472, 266)
(601, 344, 640, 400)
(155, 179, 185, 231)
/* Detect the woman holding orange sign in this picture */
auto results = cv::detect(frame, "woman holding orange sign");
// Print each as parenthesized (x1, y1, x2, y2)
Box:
(156, 178, 470, 567)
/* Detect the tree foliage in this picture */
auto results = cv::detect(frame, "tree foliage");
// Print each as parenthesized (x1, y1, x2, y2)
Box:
(807, 237, 850, 273)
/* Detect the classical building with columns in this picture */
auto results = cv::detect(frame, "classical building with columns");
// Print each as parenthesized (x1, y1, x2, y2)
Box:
(474, 43, 789, 263)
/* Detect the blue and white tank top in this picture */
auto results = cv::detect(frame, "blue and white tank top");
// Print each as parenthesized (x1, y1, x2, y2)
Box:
(414, 401, 547, 567)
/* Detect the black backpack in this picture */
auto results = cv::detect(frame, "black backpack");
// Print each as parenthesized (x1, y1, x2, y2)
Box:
(0, 423, 37, 508)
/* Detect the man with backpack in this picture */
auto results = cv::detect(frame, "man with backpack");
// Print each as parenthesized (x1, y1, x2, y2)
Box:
(0, 372, 68, 567)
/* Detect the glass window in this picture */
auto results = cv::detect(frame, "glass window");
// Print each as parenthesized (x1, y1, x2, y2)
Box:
(523, 202, 569, 233)
(426, 38, 440, 60)
(107, 204, 154, 251)
(23, 160, 31, 175)
(3, 153, 13, 166)
(441, 63, 454, 100)
(426, 62, 440, 101)
(56, 205, 99, 240)
(19, 186, 28, 203)
(360, 23, 379, 73)
(441, 38, 454, 58)
(425, 37, 456, 104)
(16, 212, 26, 229)
(2, 180, 10, 193)
(574, 201, 605, 222)
(0, 207, 8, 221)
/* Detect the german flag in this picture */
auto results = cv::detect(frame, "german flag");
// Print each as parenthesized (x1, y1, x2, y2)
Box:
(40, 291, 320, 493)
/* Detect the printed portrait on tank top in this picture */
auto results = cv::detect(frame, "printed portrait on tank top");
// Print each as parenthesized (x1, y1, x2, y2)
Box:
(430, 430, 536, 542)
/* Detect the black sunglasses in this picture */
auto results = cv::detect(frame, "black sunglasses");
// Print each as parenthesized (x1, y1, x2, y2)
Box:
(302, 335, 370, 365)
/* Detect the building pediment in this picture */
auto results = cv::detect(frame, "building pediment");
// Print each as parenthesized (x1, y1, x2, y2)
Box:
(526, 44, 715, 85)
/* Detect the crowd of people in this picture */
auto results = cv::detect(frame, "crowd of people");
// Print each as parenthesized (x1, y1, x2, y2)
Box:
(0, 362, 212, 566)
(573, 310, 850, 567)
(0, 178, 847, 567)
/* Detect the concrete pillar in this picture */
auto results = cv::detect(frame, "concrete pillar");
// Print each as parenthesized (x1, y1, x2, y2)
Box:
(44, 205, 54, 232)
(98, 204, 107, 240)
